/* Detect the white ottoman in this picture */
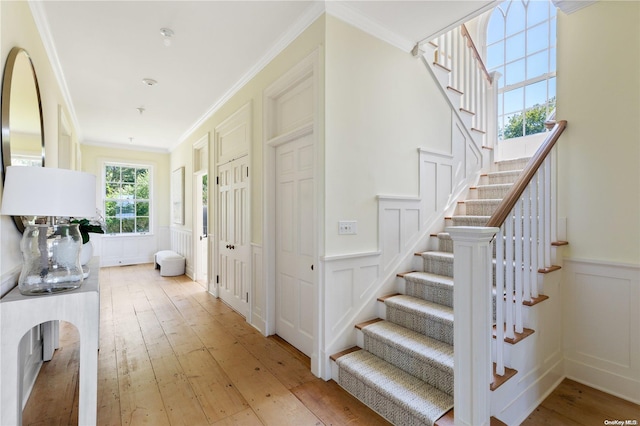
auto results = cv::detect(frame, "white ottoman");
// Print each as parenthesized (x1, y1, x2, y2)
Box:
(154, 250, 185, 276)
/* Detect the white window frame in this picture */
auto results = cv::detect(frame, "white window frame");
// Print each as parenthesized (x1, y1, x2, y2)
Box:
(485, 0, 557, 140)
(102, 161, 153, 236)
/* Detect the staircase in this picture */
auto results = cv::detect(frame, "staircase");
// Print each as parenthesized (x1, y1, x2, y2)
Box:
(331, 158, 530, 425)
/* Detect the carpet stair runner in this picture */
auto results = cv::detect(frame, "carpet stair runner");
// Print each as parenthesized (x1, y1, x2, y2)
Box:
(332, 157, 530, 426)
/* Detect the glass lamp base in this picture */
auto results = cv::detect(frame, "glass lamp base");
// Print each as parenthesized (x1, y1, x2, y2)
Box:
(18, 223, 84, 296)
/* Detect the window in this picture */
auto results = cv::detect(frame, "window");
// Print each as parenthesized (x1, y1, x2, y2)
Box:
(104, 163, 151, 234)
(487, 0, 556, 139)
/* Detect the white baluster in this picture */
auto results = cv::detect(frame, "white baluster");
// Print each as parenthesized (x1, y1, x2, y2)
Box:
(515, 198, 523, 334)
(538, 165, 546, 273)
(551, 145, 558, 243)
(495, 226, 505, 376)
(523, 185, 532, 302)
(544, 156, 552, 267)
(505, 209, 515, 340)
(531, 173, 540, 298)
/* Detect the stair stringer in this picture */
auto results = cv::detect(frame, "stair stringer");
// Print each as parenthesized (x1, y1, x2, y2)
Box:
(320, 120, 485, 380)
(490, 265, 566, 424)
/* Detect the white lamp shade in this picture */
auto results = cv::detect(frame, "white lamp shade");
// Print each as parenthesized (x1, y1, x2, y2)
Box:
(1, 166, 96, 218)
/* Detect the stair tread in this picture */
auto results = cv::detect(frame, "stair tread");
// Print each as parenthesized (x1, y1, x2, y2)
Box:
(419, 251, 454, 260)
(403, 271, 453, 288)
(336, 350, 453, 425)
(475, 183, 513, 189)
(385, 295, 454, 323)
(361, 320, 453, 372)
(463, 199, 503, 204)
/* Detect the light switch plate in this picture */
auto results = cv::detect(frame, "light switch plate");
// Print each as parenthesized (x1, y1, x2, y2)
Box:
(338, 220, 357, 235)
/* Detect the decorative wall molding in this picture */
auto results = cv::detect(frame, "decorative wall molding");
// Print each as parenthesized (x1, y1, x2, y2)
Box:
(99, 234, 158, 268)
(320, 120, 483, 378)
(250, 244, 265, 334)
(170, 227, 193, 278)
(562, 258, 640, 403)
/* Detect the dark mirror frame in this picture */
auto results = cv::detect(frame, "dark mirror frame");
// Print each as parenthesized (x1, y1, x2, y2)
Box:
(1, 47, 46, 232)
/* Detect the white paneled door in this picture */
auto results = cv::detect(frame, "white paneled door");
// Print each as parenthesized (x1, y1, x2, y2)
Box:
(275, 133, 315, 357)
(218, 156, 250, 317)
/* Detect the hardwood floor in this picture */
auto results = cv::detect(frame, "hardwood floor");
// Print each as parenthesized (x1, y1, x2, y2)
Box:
(22, 264, 639, 425)
(521, 379, 639, 426)
(22, 264, 391, 426)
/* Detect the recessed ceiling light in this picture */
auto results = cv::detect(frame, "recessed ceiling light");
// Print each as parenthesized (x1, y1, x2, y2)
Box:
(142, 78, 157, 87)
(160, 28, 174, 47)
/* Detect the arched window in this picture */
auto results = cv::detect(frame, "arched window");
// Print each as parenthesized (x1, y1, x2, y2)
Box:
(486, 0, 557, 139)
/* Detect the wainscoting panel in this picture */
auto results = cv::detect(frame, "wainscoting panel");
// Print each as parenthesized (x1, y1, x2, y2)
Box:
(320, 141, 484, 378)
(170, 227, 193, 278)
(250, 244, 265, 334)
(563, 258, 640, 403)
(100, 234, 158, 268)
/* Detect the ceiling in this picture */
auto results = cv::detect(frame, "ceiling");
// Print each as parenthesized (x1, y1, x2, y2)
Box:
(32, 0, 495, 153)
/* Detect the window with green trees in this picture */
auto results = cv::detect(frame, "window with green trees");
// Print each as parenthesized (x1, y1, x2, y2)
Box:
(486, 0, 557, 140)
(104, 164, 150, 234)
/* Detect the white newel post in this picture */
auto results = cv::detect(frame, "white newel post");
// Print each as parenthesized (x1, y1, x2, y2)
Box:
(446, 226, 499, 426)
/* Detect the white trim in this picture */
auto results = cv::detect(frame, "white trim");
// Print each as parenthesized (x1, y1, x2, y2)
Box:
(552, 0, 598, 15)
(322, 251, 381, 262)
(263, 48, 322, 376)
(82, 139, 168, 154)
(562, 258, 640, 405)
(562, 256, 639, 270)
(325, 2, 414, 52)
(192, 133, 209, 287)
(28, 1, 82, 143)
(172, 2, 325, 152)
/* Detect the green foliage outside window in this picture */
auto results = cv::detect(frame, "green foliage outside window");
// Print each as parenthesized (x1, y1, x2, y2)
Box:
(501, 98, 555, 140)
(104, 165, 150, 234)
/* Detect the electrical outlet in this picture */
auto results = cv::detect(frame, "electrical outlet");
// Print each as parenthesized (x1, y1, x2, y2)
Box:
(338, 220, 357, 235)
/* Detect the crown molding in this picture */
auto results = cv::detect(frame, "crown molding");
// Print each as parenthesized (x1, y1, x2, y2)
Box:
(28, 1, 83, 143)
(551, 0, 598, 15)
(171, 0, 326, 152)
(325, 1, 415, 53)
(81, 139, 169, 154)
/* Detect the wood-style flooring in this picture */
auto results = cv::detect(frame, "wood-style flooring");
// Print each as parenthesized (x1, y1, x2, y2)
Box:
(22, 264, 639, 425)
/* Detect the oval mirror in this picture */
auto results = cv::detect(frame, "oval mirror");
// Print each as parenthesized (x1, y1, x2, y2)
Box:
(1, 47, 45, 232)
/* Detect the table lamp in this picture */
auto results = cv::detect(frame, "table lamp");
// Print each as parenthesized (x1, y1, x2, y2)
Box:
(0, 166, 96, 295)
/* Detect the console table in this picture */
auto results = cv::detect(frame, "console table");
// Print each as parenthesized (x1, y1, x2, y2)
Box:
(0, 257, 99, 425)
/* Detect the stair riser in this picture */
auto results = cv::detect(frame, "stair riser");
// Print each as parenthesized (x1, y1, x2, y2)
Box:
(477, 186, 511, 199)
(338, 369, 434, 426)
(452, 215, 534, 228)
(451, 216, 489, 227)
(422, 255, 453, 277)
(438, 237, 453, 253)
(386, 307, 453, 345)
(486, 172, 522, 185)
(404, 279, 453, 308)
(363, 334, 453, 396)
(464, 201, 502, 216)
(494, 158, 529, 172)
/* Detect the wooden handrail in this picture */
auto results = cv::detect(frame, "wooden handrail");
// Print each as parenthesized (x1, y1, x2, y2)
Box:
(461, 24, 492, 84)
(486, 120, 567, 228)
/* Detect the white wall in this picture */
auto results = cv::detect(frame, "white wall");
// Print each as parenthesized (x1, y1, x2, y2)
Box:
(324, 15, 452, 256)
(557, 1, 640, 402)
(557, 1, 639, 264)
